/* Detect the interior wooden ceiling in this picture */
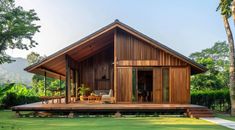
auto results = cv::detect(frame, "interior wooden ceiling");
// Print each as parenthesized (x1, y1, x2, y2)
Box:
(30, 30, 114, 79)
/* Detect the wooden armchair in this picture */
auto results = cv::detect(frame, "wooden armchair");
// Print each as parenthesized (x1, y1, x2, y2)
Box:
(101, 89, 115, 103)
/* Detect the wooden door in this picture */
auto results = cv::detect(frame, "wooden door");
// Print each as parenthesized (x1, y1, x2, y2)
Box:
(116, 67, 132, 103)
(153, 68, 162, 103)
(170, 67, 190, 104)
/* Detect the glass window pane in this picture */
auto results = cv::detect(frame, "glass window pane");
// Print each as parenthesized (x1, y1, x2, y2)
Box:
(132, 68, 137, 102)
(162, 68, 169, 103)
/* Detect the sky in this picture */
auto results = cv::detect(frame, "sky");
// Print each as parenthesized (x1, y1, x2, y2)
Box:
(7, 0, 233, 58)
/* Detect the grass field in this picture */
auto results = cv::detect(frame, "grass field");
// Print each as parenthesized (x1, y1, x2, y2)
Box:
(0, 110, 230, 130)
(216, 113, 235, 122)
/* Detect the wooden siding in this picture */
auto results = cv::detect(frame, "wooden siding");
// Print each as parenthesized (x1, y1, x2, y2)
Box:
(79, 45, 114, 91)
(170, 67, 190, 104)
(153, 68, 162, 103)
(116, 30, 187, 67)
(116, 67, 132, 102)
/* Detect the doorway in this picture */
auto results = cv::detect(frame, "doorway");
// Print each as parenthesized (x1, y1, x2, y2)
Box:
(137, 70, 153, 103)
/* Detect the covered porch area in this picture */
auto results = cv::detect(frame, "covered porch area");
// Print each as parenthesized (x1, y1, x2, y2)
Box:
(25, 26, 116, 104)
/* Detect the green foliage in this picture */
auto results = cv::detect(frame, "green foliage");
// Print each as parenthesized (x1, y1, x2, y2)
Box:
(26, 52, 45, 65)
(191, 89, 230, 112)
(190, 41, 229, 90)
(78, 84, 90, 96)
(217, 0, 233, 18)
(8, 83, 36, 96)
(0, 83, 14, 97)
(26, 52, 65, 96)
(0, 0, 40, 64)
(0, 83, 40, 108)
(1, 92, 39, 108)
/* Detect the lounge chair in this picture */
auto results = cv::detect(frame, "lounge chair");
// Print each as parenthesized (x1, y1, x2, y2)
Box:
(101, 89, 115, 103)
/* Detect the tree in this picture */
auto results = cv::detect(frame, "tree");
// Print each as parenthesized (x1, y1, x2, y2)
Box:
(0, 0, 40, 64)
(217, 0, 235, 115)
(232, 0, 235, 26)
(190, 42, 229, 90)
(26, 52, 44, 65)
(26, 52, 65, 96)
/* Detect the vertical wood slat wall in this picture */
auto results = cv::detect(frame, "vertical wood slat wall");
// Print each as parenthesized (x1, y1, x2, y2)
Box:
(116, 30, 187, 67)
(115, 29, 191, 104)
(153, 68, 162, 103)
(79, 46, 114, 91)
(116, 67, 132, 102)
(170, 67, 190, 104)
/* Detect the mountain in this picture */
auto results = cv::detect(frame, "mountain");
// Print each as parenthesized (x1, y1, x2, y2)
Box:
(0, 57, 33, 85)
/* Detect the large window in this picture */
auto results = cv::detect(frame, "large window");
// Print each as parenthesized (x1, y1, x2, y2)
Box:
(132, 68, 137, 102)
(162, 68, 169, 103)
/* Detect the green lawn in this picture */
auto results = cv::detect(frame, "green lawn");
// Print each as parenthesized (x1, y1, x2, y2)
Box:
(0, 110, 230, 130)
(216, 113, 235, 122)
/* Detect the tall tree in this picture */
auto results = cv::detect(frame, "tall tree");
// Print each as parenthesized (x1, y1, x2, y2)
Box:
(232, 0, 235, 26)
(0, 0, 40, 64)
(26, 52, 44, 65)
(190, 42, 229, 90)
(217, 0, 235, 115)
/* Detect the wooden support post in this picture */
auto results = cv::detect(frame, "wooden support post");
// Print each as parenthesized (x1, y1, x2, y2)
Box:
(72, 69, 76, 102)
(65, 55, 71, 104)
(15, 111, 20, 118)
(114, 111, 121, 118)
(59, 76, 62, 96)
(44, 71, 47, 96)
(68, 111, 74, 118)
(75, 69, 78, 100)
(114, 29, 117, 103)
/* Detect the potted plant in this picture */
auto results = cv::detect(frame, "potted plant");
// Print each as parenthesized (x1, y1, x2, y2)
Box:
(78, 84, 90, 101)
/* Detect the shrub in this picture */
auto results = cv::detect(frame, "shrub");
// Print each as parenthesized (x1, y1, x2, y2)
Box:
(1, 92, 40, 108)
(191, 89, 230, 112)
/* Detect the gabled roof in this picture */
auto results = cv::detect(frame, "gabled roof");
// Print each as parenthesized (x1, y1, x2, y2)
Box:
(25, 20, 207, 77)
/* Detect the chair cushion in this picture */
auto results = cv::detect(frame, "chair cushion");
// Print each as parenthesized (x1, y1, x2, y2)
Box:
(93, 90, 109, 96)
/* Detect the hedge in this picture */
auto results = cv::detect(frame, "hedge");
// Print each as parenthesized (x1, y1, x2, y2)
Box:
(1, 92, 40, 109)
(191, 89, 230, 112)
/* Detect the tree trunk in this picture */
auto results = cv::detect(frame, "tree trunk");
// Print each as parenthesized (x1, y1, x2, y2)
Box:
(223, 15, 235, 116)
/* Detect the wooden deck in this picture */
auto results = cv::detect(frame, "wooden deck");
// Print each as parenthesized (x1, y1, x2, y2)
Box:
(12, 102, 214, 118)
(12, 102, 204, 112)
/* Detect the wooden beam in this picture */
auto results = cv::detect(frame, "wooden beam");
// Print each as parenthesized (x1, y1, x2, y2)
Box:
(44, 71, 47, 96)
(65, 55, 71, 104)
(72, 69, 76, 98)
(114, 29, 117, 103)
(75, 69, 78, 100)
(39, 68, 65, 78)
(59, 76, 62, 96)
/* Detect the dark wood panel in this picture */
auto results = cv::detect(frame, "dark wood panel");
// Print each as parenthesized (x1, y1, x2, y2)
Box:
(170, 67, 190, 104)
(79, 46, 114, 91)
(116, 29, 188, 67)
(116, 67, 132, 102)
(153, 68, 162, 103)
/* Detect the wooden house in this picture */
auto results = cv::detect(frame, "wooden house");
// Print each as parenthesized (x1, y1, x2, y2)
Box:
(13, 20, 213, 118)
(24, 20, 206, 104)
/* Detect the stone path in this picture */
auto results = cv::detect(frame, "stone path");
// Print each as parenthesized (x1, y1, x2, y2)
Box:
(201, 117, 235, 130)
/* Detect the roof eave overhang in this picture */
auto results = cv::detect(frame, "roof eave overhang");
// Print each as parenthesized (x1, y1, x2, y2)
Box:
(25, 20, 207, 75)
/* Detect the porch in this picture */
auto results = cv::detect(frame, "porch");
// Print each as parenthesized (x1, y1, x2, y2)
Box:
(12, 101, 213, 118)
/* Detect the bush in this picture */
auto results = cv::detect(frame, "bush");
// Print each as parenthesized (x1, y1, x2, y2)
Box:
(1, 92, 40, 108)
(191, 89, 230, 112)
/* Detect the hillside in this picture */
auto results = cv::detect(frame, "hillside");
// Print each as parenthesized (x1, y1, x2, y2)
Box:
(0, 57, 33, 84)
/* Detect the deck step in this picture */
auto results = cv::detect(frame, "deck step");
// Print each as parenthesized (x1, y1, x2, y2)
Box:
(187, 107, 214, 118)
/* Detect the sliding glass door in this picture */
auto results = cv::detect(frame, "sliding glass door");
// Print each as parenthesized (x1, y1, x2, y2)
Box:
(162, 68, 169, 103)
